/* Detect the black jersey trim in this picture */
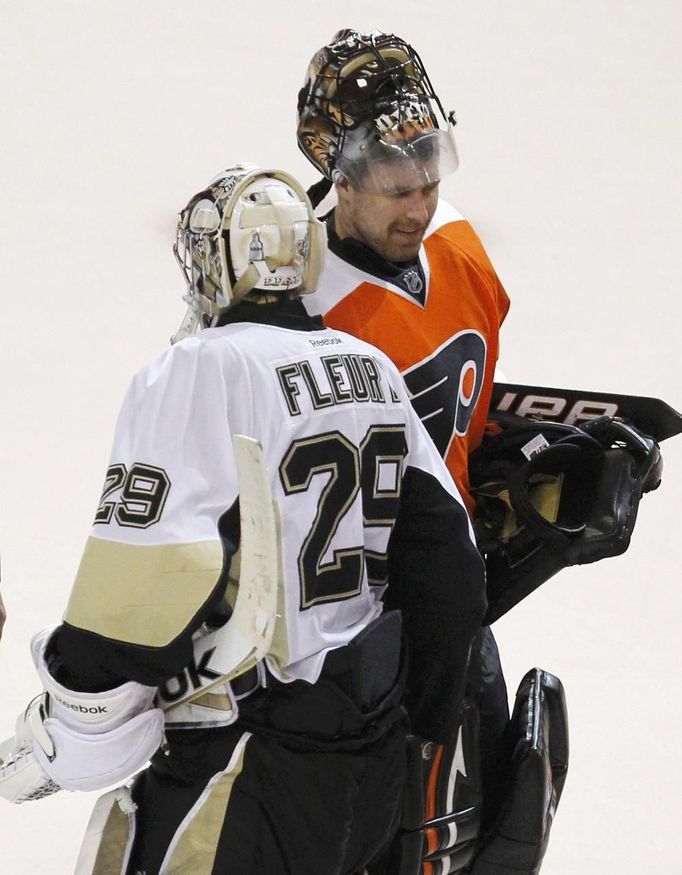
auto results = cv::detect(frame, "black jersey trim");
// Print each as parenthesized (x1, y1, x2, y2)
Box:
(217, 297, 325, 332)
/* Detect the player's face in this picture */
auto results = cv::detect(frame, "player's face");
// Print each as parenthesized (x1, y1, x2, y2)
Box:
(336, 171, 439, 263)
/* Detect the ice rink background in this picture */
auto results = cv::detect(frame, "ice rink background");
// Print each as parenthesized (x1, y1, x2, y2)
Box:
(1, 1, 680, 871)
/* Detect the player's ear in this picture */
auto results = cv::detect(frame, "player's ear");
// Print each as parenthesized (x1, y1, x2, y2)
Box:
(334, 174, 352, 210)
(332, 168, 350, 193)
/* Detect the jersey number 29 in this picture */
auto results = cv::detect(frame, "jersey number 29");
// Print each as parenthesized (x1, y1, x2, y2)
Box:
(279, 424, 407, 610)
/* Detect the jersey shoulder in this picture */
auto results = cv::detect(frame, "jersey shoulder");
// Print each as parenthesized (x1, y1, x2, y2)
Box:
(120, 327, 258, 426)
(426, 199, 466, 233)
(133, 322, 300, 383)
(326, 326, 396, 361)
(426, 200, 499, 277)
(426, 200, 511, 324)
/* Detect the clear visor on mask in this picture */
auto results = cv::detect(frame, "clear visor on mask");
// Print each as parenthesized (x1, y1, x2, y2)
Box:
(335, 121, 459, 195)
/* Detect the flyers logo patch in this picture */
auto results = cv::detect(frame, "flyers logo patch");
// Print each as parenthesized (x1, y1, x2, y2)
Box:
(403, 331, 487, 456)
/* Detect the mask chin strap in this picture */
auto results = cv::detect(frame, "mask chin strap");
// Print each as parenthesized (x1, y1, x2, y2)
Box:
(170, 307, 203, 344)
(230, 263, 262, 303)
(300, 216, 326, 293)
(306, 176, 334, 209)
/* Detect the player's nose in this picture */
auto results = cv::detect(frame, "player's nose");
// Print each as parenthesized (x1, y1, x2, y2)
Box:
(404, 190, 430, 226)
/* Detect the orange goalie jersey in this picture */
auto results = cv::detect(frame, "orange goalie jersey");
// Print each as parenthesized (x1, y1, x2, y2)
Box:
(306, 200, 510, 514)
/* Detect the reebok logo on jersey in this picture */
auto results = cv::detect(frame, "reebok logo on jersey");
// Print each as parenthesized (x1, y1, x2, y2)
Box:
(307, 336, 343, 348)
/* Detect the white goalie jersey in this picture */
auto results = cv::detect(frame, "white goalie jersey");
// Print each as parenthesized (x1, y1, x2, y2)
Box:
(60, 313, 483, 739)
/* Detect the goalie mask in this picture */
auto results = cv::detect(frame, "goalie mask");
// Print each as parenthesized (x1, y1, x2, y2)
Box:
(172, 165, 326, 342)
(296, 29, 459, 194)
(469, 413, 662, 623)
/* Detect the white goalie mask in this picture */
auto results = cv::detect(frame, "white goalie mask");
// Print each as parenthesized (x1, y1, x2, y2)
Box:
(172, 165, 326, 342)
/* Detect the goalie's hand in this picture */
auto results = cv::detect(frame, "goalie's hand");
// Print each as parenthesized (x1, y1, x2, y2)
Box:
(0, 627, 164, 804)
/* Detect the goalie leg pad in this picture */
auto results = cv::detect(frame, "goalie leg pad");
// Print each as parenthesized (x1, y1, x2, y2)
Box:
(74, 783, 138, 875)
(469, 668, 569, 875)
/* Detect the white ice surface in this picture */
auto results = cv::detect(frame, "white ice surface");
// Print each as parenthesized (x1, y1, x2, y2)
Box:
(1, 2, 680, 872)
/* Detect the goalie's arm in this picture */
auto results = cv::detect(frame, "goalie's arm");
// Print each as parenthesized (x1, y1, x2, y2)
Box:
(51, 545, 234, 693)
(383, 370, 487, 744)
(1, 343, 250, 803)
(386, 464, 486, 744)
(51, 341, 242, 693)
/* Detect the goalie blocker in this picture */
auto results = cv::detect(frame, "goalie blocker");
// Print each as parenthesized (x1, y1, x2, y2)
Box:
(0, 627, 164, 804)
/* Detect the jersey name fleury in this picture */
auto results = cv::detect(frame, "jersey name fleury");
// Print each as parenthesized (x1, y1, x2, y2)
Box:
(277, 352, 398, 416)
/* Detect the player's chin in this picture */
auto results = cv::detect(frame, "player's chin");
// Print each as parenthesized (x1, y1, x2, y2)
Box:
(390, 231, 424, 261)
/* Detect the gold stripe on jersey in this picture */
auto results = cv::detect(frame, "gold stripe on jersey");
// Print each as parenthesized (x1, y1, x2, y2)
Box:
(161, 732, 251, 874)
(65, 536, 224, 647)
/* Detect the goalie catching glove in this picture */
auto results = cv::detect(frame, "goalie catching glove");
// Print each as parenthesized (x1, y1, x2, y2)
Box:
(0, 626, 164, 803)
(470, 413, 662, 623)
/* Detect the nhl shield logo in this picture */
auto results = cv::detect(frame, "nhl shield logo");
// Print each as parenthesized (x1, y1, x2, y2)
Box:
(402, 269, 423, 295)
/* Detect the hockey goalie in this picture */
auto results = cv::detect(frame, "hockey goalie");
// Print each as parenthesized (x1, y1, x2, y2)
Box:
(292, 27, 678, 875)
(0, 165, 488, 875)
